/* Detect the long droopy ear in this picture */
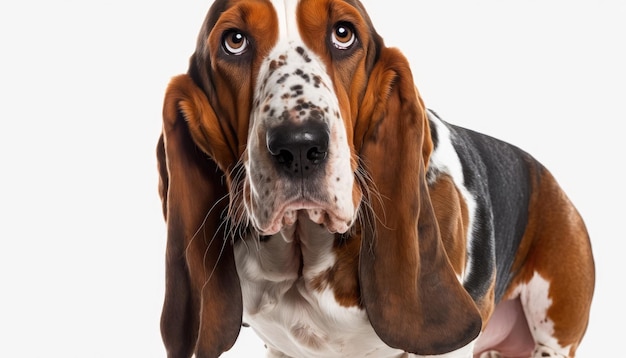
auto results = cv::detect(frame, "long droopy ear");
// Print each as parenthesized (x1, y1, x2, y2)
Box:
(158, 74, 242, 357)
(356, 48, 482, 355)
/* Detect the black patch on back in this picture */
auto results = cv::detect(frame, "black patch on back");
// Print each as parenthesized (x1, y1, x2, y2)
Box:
(443, 118, 535, 302)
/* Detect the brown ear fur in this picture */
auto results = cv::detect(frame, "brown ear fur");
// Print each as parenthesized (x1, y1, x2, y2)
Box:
(158, 74, 242, 357)
(357, 48, 482, 355)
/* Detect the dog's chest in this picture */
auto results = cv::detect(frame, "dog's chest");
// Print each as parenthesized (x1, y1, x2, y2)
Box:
(233, 216, 406, 357)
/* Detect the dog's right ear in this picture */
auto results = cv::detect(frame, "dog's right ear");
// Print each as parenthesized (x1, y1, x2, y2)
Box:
(158, 74, 242, 357)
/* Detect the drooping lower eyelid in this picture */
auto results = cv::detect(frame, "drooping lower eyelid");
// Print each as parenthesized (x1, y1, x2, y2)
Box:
(331, 34, 356, 50)
(332, 41, 353, 51)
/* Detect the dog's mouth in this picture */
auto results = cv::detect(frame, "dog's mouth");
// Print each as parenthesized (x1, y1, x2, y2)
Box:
(254, 201, 353, 236)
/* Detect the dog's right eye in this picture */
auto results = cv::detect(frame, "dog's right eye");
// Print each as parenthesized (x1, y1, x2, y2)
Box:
(222, 29, 249, 55)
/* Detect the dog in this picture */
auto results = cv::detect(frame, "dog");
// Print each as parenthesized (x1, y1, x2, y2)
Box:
(156, 0, 595, 356)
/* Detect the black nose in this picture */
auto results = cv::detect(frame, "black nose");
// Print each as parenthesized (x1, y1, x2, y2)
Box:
(266, 121, 329, 176)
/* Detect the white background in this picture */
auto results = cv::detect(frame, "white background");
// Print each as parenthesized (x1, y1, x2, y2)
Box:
(1, 0, 624, 356)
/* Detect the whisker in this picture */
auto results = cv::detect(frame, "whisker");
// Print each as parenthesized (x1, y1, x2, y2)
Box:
(201, 157, 258, 287)
(202, 206, 235, 279)
(184, 192, 230, 257)
(355, 159, 390, 232)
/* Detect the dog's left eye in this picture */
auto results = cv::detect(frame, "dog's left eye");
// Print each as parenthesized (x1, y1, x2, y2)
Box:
(222, 29, 249, 55)
(331, 22, 356, 50)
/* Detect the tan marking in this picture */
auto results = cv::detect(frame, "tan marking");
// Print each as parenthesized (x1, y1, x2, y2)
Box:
(429, 173, 469, 276)
(310, 231, 362, 308)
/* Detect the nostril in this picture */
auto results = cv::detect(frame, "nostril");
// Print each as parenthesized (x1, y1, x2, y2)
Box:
(275, 149, 294, 165)
(307, 147, 327, 164)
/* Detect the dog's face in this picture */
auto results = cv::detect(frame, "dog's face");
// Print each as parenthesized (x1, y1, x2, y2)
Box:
(189, 0, 382, 236)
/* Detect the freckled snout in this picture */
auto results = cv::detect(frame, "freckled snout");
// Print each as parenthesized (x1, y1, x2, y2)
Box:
(266, 121, 329, 177)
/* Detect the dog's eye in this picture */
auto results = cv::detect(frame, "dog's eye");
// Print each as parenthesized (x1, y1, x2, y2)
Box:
(222, 29, 249, 55)
(331, 22, 356, 50)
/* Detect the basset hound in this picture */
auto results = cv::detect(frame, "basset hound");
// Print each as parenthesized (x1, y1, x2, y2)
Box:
(156, 0, 595, 357)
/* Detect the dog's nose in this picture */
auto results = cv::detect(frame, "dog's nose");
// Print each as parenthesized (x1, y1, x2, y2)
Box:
(266, 121, 329, 176)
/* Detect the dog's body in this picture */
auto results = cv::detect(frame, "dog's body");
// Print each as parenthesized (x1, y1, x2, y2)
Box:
(157, 1, 595, 357)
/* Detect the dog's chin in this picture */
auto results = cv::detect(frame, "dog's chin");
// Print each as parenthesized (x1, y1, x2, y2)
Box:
(254, 205, 353, 236)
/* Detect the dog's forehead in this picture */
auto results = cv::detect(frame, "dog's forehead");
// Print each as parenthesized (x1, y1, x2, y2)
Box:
(270, 0, 301, 41)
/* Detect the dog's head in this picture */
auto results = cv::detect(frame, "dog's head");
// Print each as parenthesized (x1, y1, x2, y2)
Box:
(159, 0, 481, 355)
(182, 0, 385, 235)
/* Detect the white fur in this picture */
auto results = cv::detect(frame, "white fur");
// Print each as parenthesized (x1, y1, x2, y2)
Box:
(271, 0, 298, 40)
(519, 272, 571, 357)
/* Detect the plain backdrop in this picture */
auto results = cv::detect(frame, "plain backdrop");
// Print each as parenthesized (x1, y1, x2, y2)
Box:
(1, 0, 624, 356)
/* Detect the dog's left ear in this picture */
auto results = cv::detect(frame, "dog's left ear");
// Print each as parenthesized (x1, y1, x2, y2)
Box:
(355, 47, 482, 355)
